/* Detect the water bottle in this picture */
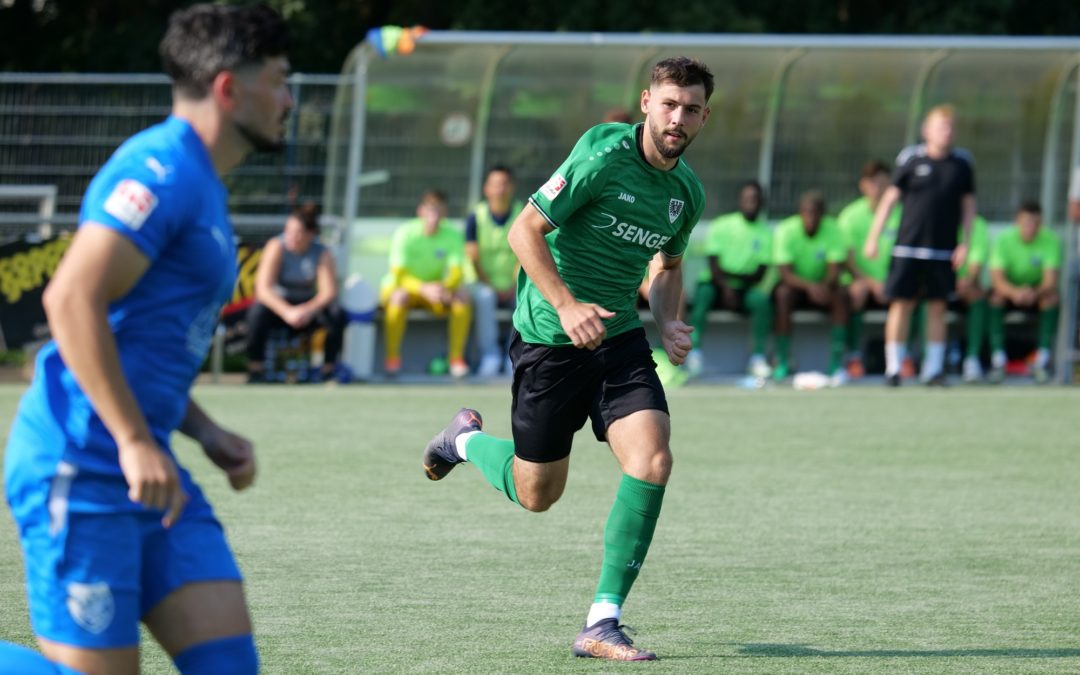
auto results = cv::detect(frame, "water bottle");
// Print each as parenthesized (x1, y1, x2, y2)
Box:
(342, 273, 377, 380)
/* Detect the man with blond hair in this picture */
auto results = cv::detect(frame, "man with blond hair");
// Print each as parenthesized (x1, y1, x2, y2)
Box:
(865, 104, 977, 386)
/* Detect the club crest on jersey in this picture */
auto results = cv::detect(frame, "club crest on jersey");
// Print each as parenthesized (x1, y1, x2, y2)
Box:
(67, 582, 115, 635)
(668, 198, 685, 224)
(540, 173, 567, 201)
(104, 179, 158, 230)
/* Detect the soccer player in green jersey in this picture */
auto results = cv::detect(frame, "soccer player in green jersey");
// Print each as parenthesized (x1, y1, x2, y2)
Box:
(839, 160, 899, 377)
(465, 165, 524, 376)
(420, 57, 712, 661)
(687, 180, 773, 378)
(381, 190, 472, 377)
(773, 190, 849, 382)
(987, 200, 1062, 383)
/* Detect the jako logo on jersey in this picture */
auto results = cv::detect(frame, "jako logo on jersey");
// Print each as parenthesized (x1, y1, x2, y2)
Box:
(618, 192, 636, 204)
(668, 199, 685, 224)
(104, 179, 158, 230)
(596, 213, 672, 250)
(67, 582, 115, 635)
(540, 173, 567, 200)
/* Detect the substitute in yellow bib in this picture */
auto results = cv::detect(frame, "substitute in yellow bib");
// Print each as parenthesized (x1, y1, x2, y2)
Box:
(381, 190, 472, 377)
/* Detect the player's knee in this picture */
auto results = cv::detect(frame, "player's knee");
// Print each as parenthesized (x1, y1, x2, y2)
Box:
(174, 634, 258, 675)
(650, 447, 673, 483)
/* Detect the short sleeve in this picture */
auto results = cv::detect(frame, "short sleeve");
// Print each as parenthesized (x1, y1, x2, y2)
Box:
(79, 157, 182, 261)
(464, 212, 479, 243)
(530, 130, 609, 228)
(702, 218, 725, 257)
(988, 234, 1006, 270)
(892, 147, 917, 190)
(1045, 232, 1063, 270)
(388, 223, 410, 269)
(773, 222, 795, 265)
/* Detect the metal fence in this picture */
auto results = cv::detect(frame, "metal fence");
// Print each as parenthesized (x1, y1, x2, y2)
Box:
(326, 34, 1080, 231)
(0, 72, 346, 241)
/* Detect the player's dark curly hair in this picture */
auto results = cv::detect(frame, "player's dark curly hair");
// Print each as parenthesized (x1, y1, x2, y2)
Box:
(160, 3, 289, 99)
(651, 57, 714, 102)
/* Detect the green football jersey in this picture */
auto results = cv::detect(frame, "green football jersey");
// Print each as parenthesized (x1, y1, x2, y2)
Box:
(773, 214, 846, 283)
(381, 218, 464, 292)
(838, 196, 901, 283)
(989, 226, 1062, 287)
(514, 122, 705, 346)
(698, 211, 772, 288)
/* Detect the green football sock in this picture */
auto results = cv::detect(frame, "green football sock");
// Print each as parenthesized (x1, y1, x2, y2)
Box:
(1038, 306, 1059, 350)
(828, 325, 846, 374)
(988, 305, 1006, 353)
(848, 311, 864, 353)
(464, 433, 520, 505)
(689, 282, 716, 349)
(593, 474, 665, 605)
(776, 333, 791, 369)
(966, 299, 987, 358)
(746, 288, 773, 355)
(908, 302, 926, 352)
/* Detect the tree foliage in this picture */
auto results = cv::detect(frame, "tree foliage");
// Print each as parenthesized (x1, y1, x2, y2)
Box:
(1, 0, 1078, 74)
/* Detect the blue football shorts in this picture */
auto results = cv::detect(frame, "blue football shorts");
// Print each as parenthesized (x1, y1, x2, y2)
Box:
(5, 423, 243, 648)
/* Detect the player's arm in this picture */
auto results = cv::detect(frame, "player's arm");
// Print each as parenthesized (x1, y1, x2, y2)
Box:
(648, 251, 693, 365)
(954, 193, 977, 270)
(298, 248, 339, 314)
(777, 264, 814, 293)
(179, 399, 255, 491)
(42, 225, 186, 525)
(507, 202, 613, 349)
(864, 186, 900, 259)
(253, 238, 297, 320)
(989, 267, 1024, 303)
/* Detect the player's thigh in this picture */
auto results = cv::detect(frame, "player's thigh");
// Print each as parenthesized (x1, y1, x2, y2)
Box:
(606, 409, 672, 485)
(36, 639, 138, 675)
(509, 331, 602, 463)
(140, 474, 248, 657)
(885, 257, 921, 301)
(924, 260, 955, 300)
(144, 581, 251, 657)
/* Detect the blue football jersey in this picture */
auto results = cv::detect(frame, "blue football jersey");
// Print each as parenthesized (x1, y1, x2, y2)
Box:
(12, 115, 236, 479)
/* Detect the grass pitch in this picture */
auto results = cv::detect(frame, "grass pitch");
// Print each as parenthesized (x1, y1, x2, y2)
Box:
(2, 382, 1080, 673)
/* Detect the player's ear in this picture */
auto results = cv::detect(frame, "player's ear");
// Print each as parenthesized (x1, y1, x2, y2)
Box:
(211, 70, 239, 112)
(639, 89, 650, 115)
(701, 105, 711, 125)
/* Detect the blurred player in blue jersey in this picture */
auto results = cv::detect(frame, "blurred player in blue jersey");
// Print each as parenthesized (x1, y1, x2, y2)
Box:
(0, 4, 292, 674)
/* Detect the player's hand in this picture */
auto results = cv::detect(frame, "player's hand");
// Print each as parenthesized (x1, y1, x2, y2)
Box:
(661, 320, 694, 365)
(1013, 287, 1038, 307)
(419, 282, 448, 309)
(117, 438, 187, 528)
(808, 284, 831, 306)
(201, 426, 257, 491)
(952, 243, 968, 271)
(557, 301, 615, 350)
(863, 240, 879, 260)
(283, 305, 312, 329)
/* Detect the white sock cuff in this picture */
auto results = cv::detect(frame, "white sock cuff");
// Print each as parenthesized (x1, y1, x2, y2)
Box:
(586, 601, 621, 628)
(455, 430, 480, 461)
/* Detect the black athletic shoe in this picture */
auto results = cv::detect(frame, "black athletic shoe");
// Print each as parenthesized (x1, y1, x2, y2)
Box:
(422, 408, 482, 481)
(572, 619, 656, 661)
(885, 373, 901, 387)
(923, 373, 948, 387)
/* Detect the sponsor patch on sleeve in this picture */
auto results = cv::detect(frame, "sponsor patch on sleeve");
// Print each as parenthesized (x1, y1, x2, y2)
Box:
(539, 173, 567, 201)
(103, 179, 158, 230)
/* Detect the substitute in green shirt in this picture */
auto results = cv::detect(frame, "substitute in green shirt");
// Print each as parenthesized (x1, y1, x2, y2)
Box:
(987, 200, 1061, 383)
(773, 190, 849, 379)
(687, 180, 772, 376)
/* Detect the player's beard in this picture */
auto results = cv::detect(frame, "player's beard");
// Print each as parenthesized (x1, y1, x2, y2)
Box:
(235, 117, 286, 153)
(648, 119, 692, 160)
